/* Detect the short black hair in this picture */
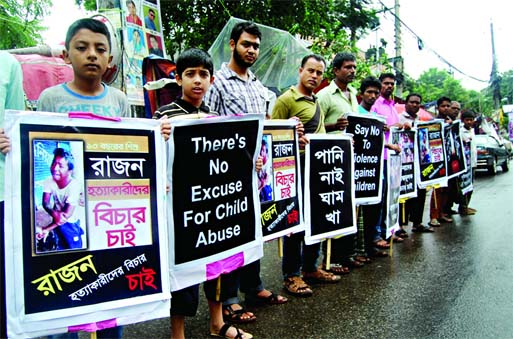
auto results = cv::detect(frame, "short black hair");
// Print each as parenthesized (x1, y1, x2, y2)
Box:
(405, 92, 422, 102)
(379, 72, 395, 82)
(437, 96, 451, 107)
(176, 48, 213, 77)
(301, 54, 326, 68)
(65, 18, 111, 51)
(52, 148, 75, 170)
(230, 21, 262, 43)
(331, 52, 356, 69)
(461, 109, 475, 120)
(359, 76, 381, 93)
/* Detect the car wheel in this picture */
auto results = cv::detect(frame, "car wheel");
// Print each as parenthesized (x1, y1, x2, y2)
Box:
(488, 158, 497, 175)
(502, 159, 509, 172)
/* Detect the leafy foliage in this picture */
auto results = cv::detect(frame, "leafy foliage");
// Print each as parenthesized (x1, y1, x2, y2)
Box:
(0, 0, 52, 49)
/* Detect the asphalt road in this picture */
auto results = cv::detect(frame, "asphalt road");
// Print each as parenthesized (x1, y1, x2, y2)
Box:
(112, 166, 513, 339)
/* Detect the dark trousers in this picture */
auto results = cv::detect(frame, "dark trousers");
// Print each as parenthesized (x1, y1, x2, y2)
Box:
(282, 232, 321, 278)
(222, 260, 263, 306)
(400, 188, 427, 226)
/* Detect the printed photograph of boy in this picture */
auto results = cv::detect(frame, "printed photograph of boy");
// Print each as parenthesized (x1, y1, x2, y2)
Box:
(33, 140, 87, 253)
(258, 135, 274, 202)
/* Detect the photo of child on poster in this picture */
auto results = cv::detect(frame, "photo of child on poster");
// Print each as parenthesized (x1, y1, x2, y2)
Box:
(418, 128, 431, 164)
(258, 135, 273, 202)
(33, 140, 87, 253)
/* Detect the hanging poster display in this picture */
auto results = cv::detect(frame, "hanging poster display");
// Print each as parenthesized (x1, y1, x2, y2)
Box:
(304, 134, 356, 245)
(444, 121, 467, 179)
(385, 153, 402, 238)
(167, 114, 264, 291)
(3, 111, 169, 338)
(259, 120, 303, 241)
(458, 141, 473, 195)
(345, 114, 385, 204)
(111, 0, 166, 105)
(391, 128, 417, 199)
(415, 120, 448, 188)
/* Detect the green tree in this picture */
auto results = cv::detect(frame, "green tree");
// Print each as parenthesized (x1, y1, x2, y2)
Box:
(0, 0, 52, 49)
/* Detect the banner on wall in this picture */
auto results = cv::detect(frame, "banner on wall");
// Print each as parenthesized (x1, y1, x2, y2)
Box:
(167, 114, 264, 291)
(345, 114, 385, 204)
(304, 134, 356, 245)
(391, 128, 417, 199)
(259, 120, 303, 241)
(415, 120, 448, 188)
(4, 111, 169, 338)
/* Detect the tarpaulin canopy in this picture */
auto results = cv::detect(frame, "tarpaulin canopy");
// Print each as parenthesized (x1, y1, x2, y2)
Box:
(12, 54, 73, 109)
(208, 17, 311, 94)
(142, 55, 180, 118)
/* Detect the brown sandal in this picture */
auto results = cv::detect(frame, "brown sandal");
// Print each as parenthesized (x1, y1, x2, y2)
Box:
(302, 269, 341, 283)
(283, 276, 313, 297)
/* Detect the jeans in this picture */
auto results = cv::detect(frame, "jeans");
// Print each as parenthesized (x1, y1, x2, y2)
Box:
(222, 260, 264, 306)
(282, 232, 321, 278)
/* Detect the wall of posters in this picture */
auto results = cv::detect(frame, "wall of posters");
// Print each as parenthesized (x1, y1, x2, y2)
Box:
(98, 0, 166, 106)
(259, 121, 303, 241)
(304, 134, 356, 245)
(346, 114, 385, 204)
(4, 111, 169, 338)
(385, 154, 402, 238)
(415, 120, 448, 188)
(167, 115, 264, 291)
(391, 128, 417, 199)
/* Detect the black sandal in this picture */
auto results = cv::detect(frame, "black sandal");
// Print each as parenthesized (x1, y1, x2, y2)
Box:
(222, 304, 256, 324)
(210, 323, 253, 339)
(245, 291, 288, 306)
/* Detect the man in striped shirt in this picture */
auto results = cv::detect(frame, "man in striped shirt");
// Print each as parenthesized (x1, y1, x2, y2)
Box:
(204, 21, 287, 325)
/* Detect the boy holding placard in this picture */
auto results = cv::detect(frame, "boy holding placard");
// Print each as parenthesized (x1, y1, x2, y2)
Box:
(154, 48, 254, 339)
